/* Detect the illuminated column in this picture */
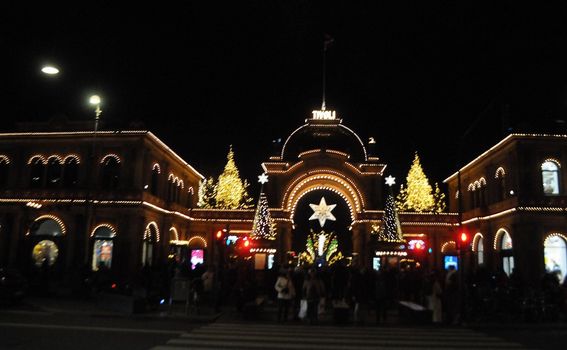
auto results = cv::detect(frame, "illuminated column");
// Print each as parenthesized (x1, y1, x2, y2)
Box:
(352, 226, 362, 266)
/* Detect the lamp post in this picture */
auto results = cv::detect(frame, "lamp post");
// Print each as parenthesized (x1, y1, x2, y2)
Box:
(84, 95, 102, 266)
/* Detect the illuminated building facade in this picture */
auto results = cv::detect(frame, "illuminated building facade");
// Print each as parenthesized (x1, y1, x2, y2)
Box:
(444, 134, 567, 286)
(3, 118, 565, 289)
(0, 128, 203, 284)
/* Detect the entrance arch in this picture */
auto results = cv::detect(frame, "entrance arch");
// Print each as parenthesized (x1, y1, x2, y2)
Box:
(284, 171, 364, 222)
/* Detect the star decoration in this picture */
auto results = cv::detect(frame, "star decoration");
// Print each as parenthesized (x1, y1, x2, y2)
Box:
(385, 175, 396, 186)
(258, 173, 269, 184)
(309, 197, 337, 227)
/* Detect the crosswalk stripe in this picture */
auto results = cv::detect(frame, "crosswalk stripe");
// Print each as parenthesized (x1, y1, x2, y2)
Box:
(185, 331, 506, 342)
(148, 323, 524, 350)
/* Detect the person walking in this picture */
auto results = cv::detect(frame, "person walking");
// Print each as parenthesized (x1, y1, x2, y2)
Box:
(303, 269, 324, 324)
(274, 269, 295, 322)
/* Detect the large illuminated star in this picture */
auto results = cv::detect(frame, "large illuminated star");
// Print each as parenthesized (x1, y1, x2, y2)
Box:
(309, 197, 337, 227)
(385, 175, 396, 186)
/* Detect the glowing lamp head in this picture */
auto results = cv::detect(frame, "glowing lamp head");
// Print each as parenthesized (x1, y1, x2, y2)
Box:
(89, 95, 101, 105)
(41, 65, 59, 75)
(216, 230, 223, 239)
(244, 240, 250, 247)
(460, 232, 469, 243)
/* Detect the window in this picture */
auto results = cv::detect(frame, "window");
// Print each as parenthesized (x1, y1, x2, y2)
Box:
(142, 223, 159, 266)
(475, 235, 484, 265)
(30, 157, 45, 188)
(29, 216, 65, 268)
(494, 167, 507, 202)
(0, 157, 9, 187)
(150, 166, 159, 196)
(92, 225, 116, 271)
(46, 158, 62, 188)
(102, 156, 120, 190)
(498, 230, 514, 276)
(544, 234, 567, 283)
(63, 157, 79, 187)
(541, 161, 560, 195)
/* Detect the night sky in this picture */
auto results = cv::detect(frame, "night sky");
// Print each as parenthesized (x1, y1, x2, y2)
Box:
(4, 2, 567, 194)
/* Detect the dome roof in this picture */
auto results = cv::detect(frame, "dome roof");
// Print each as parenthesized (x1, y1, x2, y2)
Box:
(281, 119, 367, 162)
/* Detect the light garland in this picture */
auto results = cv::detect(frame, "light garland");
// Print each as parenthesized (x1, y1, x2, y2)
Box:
(543, 158, 561, 168)
(472, 233, 483, 252)
(169, 227, 179, 241)
(284, 171, 365, 210)
(27, 214, 67, 236)
(495, 167, 506, 179)
(188, 236, 207, 248)
(26, 201, 42, 209)
(152, 163, 161, 174)
(280, 122, 368, 161)
(64, 154, 81, 164)
(91, 223, 117, 238)
(344, 162, 385, 175)
(544, 233, 567, 246)
(250, 248, 277, 253)
(0, 155, 10, 164)
(375, 251, 408, 256)
(28, 155, 47, 165)
(47, 155, 64, 164)
(493, 228, 512, 250)
(100, 153, 121, 164)
(143, 221, 160, 242)
(441, 241, 456, 253)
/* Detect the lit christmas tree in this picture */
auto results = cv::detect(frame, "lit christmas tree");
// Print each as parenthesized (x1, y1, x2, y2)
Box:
(197, 176, 217, 208)
(251, 191, 277, 240)
(379, 177, 404, 242)
(396, 152, 446, 212)
(215, 146, 252, 209)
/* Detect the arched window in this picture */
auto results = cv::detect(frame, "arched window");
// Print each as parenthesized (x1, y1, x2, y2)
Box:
(495, 229, 514, 276)
(63, 157, 79, 187)
(101, 156, 121, 190)
(495, 170, 506, 202)
(30, 157, 45, 188)
(478, 237, 484, 265)
(151, 166, 159, 196)
(92, 225, 116, 271)
(467, 183, 475, 209)
(142, 222, 159, 266)
(479, 178, 487, 207)
(541, 160, 561, 195)
(29, 216, 66, 268)
(46, 157, 62, 188)
(167, 175, 174, 202)
(0, 156, 10, 187)
(544, 234, 567, 283)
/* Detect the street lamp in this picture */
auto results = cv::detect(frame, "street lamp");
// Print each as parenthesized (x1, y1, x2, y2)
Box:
(41, 65, 60, 75)
(84, 95, 102, 265)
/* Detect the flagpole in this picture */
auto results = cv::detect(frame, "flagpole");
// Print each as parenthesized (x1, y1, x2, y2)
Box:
(322, 40, 327, 111)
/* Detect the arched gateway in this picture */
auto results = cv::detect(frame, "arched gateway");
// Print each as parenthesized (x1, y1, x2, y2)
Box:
(262, 109, 386, 266)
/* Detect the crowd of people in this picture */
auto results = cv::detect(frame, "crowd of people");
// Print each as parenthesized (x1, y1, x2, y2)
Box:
(73, 254, 567, 324)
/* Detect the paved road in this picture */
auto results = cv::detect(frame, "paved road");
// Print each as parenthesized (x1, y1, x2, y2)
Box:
(150, 322, 526, 350)
(0, 308, 200, 350)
